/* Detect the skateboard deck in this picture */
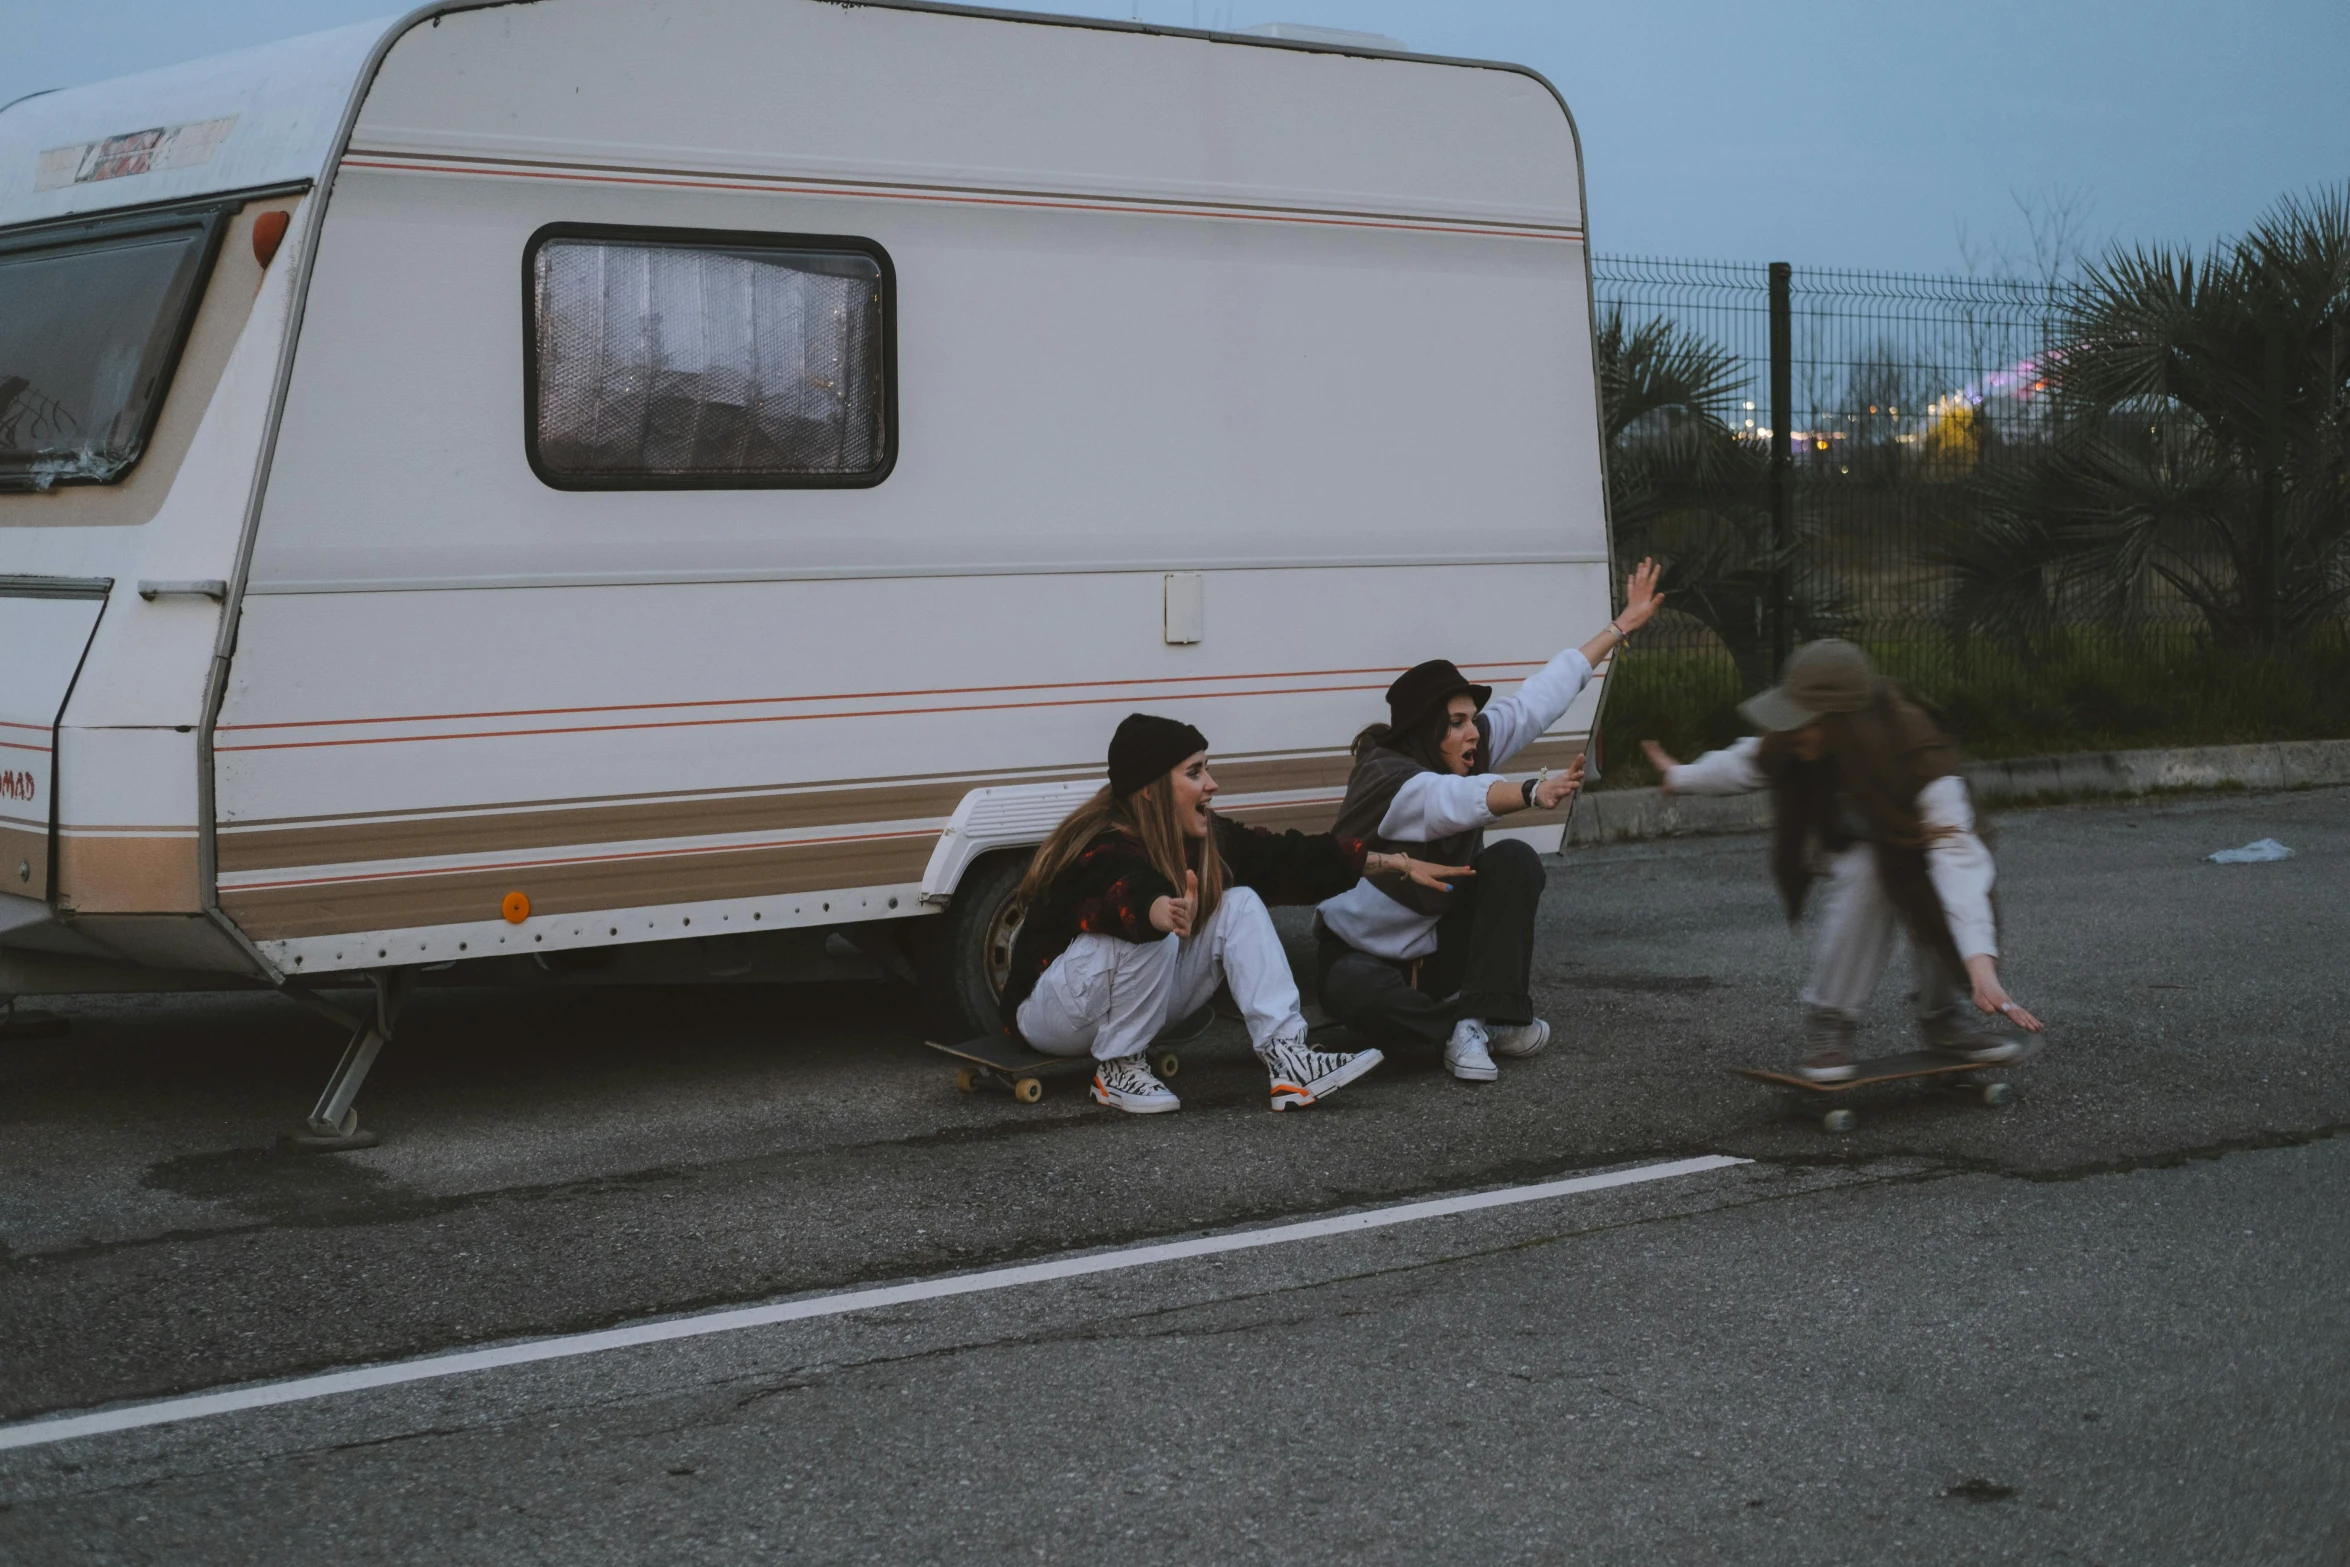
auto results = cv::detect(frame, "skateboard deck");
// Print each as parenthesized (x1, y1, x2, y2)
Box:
(1737, 1037, 2042, 1132)
(926, 1013, 1197, 1105)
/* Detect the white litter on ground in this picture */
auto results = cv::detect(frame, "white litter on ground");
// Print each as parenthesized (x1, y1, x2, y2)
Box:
(2208, 838, 2295, 863)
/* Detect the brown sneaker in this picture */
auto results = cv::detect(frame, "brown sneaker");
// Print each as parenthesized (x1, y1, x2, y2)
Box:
(1798, 1006, 1858, 1083)
(1919, 1005, 2026, 1063)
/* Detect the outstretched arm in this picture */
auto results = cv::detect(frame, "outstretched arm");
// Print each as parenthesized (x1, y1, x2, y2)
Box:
(1918, 776, 2044, 1032)
(1483, 559, 1666, 768)
(1576, 557, 1663, 667)
(1644, 735, 1767, 796)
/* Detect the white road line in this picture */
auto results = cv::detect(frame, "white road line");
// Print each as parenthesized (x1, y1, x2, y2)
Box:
(0, 1154, 1745, 1453)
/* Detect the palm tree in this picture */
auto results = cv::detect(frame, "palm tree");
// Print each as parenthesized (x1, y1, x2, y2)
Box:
(1596, 309, 1851, 690)
(1945, 185, 2350, 652)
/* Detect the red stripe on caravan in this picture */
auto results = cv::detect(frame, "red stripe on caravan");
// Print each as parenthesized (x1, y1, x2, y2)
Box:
(213, 682, 1399, 753)
(213, 664, 1546, 734)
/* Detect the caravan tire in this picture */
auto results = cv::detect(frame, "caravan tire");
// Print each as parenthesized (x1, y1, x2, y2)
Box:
(922, 852, 1028, 1043)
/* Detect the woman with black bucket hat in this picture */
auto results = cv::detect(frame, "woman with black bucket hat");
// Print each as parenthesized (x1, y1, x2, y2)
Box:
(1315, 560, 1664, 1081)
(1002, 713, 1428, 1113)
(1641, 638, 2043, 1082)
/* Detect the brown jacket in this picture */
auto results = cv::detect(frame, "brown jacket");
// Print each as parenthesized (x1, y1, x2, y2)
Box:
(1758, 680, 1976, 978)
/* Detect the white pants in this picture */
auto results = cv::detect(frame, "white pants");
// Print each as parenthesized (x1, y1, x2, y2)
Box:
(1016, 886, 1306, 1062)
(1801, 844, 1961, 1020)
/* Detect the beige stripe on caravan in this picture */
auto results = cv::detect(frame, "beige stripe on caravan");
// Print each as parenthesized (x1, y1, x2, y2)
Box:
(215, 734, 1589, 940)
(218, 752, 1361, 874)
(56, 833, 203, 913)
(220, 832, 943, 942)
(0, 824, 42, 900)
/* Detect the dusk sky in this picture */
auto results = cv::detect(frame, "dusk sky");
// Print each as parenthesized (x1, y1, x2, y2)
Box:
(6, 0, 2343, 274)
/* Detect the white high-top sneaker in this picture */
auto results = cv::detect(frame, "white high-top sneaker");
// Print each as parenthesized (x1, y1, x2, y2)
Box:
(1444, 1019, 1499, 1082)
(1090, 1054, 1180, 1114)
(1488, 1019, 1551, 1059)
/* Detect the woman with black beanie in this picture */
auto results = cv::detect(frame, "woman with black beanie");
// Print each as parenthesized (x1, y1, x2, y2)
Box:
(1004, 713, 1443, 1113)
(1316, 559, 1663, 1081)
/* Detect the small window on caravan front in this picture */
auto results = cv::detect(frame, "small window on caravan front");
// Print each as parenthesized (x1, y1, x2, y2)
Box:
(0, 205, 225, 493)
(525, 225, 894, 490)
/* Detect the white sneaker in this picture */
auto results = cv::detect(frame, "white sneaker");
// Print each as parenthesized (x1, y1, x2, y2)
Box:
(1258, 1036, 1384, 1111)
(1487, 1019, 1550, 1059)
(1444, 1019, 1498, 1082)
(1091, 1054, 1180, 1114)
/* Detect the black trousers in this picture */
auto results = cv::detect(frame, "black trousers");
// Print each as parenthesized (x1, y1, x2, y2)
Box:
(1314, 837, 1545, 1048)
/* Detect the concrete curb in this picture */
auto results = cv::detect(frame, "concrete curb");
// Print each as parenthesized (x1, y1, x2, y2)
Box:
(1566, 738, 2350, 847)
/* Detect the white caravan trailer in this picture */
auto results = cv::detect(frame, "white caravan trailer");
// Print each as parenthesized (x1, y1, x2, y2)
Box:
(0, 0, 1615, 1145)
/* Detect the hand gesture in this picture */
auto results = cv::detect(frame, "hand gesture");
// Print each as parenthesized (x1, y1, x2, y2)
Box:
(1399, 857, 1475, 893)
(1964, 955, 2044, 1032)
(1151, 871, 1199, 937)
(1641, 740, 1682, 793)
(1369, 851, 1474, 892)
(1616, 557, 1664, 634)
(1532, 755, 1585, 810)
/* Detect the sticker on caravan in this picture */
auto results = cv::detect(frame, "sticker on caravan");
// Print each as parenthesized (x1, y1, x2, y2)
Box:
(1, 770, 37, 803)
(35, 116, 236, 191)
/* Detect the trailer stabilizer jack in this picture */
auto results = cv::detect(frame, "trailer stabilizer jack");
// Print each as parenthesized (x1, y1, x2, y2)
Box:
(279, 970, 408, 1154)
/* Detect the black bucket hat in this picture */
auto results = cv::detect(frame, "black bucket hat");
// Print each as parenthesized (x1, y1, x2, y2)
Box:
(1385, 659, 1491, 735)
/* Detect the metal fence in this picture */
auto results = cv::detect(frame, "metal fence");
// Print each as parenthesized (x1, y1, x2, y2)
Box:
(1585, 255, 2350, 770)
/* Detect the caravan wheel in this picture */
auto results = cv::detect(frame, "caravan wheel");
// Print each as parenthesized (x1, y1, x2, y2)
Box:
(920, 853, 1027, 1043)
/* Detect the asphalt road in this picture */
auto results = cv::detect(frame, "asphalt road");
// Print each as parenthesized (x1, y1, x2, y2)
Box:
(2, 786, 2345, 1563)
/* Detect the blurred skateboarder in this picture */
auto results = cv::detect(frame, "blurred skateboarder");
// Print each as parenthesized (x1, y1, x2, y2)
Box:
(1642, 640, 2043, 1081)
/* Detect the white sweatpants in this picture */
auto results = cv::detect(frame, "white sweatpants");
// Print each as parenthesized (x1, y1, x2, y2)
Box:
(1800, 844, 1962, 1020)
(1015, 886, 1307, 1062)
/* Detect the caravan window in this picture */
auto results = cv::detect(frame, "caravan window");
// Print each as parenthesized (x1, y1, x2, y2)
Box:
(0, 206, 224, 492)
(526, 226, 894, 489)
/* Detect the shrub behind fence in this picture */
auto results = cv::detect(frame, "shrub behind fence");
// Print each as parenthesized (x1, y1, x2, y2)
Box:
(1589, 254, 2350, 779)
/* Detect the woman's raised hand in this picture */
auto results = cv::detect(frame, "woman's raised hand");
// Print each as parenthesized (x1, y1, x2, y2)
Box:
(1151, 871, 1199, 937)
(1532, 755, 1586, 810)
(1617, 557, 1664, 634)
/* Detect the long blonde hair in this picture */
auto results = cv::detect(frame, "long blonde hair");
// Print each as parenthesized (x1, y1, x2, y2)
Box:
(1018, 771, 1224, 928)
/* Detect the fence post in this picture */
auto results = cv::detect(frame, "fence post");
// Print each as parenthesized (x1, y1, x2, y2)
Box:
(2260, 315, 2287, 650)
(1768, 261, 1794, 674)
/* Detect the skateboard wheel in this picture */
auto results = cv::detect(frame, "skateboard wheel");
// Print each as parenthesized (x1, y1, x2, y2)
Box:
(1013, 1076, 1044, 1104)
(955, 1068, 977, 1094)
(1980, 1081, 2013, 1107)
(1821, 1108, 1858, 1134)
(1155, 1051, 1181, 1080)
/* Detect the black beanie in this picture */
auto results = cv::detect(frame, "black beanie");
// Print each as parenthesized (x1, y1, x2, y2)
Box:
(1108, 713, 1209, 797)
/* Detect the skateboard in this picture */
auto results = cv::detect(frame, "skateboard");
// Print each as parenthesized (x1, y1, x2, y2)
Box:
(1736, 1037, 2042, 1133)
(925, 1006, 1206, 1104)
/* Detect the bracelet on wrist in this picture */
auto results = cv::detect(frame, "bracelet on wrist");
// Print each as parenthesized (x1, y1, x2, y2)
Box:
(1520, 776, 1539, 810)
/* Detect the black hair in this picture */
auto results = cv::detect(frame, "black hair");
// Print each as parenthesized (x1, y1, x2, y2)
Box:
(1351, 703, 1465, 773)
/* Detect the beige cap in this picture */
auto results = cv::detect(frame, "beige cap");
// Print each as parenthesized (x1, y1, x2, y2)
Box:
(1738, 639, 1877, 732)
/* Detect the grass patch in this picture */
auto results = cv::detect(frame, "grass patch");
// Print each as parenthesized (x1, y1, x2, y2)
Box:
(1597, 631, 2350, 788)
